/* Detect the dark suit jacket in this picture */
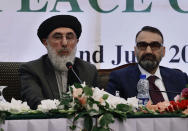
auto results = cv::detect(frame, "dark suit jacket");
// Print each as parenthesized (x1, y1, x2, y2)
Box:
(106, 64, 188, 101)
(19, 54, 98, 109)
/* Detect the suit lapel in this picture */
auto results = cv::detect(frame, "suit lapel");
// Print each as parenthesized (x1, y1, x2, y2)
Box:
(44, 57, 60, 99)
(131, 64, 141, 81)
(131, 65, 141, 94)
(122, 64, 140, 98)
(160, 67, 175, 100)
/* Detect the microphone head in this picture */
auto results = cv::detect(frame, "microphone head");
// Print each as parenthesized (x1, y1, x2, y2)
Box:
(66, 62, 73, 69)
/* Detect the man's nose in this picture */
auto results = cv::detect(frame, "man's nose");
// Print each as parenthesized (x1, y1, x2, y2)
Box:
(61, 37, 68, 47)
(145, 45, 152, 53)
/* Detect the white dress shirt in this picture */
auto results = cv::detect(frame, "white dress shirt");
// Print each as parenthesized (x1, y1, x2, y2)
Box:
(138, 65, 169, 101)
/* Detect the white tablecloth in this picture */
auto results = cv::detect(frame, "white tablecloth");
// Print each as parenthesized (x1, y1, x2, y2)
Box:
(0, 117, 188, 131)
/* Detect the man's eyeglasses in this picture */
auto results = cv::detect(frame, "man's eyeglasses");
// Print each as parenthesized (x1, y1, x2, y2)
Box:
(51, 32, 77, 43)
(136, 41, 163, 50)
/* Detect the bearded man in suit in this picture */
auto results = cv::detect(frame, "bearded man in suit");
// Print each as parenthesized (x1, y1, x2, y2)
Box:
(106, 26, 188, 104)
(20, 15, 98, 109)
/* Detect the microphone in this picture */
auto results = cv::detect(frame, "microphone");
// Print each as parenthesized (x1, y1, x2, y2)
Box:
(66, 62, 82, 84)
(149, 89, 180, 94)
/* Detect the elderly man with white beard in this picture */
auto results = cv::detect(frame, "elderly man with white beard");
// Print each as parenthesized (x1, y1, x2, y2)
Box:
(19, 15, 98, 109)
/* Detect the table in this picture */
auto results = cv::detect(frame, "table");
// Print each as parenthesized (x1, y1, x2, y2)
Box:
(0, 117, 188, 131)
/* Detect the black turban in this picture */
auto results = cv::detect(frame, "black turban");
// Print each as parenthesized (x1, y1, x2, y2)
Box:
(37, 15, 82, 42)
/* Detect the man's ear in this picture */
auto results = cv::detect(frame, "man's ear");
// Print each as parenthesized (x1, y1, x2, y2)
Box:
(162, 46, 165, 57)
(134, 46, 137, 56)
(76, 39, 79, 44)
(42, 39, 47, 47)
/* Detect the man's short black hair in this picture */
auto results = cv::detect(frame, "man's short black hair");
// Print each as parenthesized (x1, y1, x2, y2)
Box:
(135, 26, 164, 44)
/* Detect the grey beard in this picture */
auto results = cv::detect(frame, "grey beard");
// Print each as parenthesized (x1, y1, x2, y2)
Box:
(47, 44, 76, 72)
(139, 60, 158, 72)
(137, 54, 161, 73)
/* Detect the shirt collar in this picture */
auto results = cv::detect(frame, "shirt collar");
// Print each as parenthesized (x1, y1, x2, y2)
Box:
(138, 64, 162, 80)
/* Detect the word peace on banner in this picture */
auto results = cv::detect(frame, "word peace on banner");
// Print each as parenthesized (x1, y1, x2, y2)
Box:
(0, 0, 188, 13)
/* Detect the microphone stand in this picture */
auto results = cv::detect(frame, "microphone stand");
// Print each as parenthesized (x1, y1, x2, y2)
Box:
(70, 68, 83, 84)
(66, 62, 83, 84)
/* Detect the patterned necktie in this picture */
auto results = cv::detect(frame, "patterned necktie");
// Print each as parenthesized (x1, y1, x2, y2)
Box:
(147, 76, 164, 104)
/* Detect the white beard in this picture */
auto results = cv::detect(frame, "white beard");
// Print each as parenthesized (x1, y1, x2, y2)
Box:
(47, 44, 76, 72)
